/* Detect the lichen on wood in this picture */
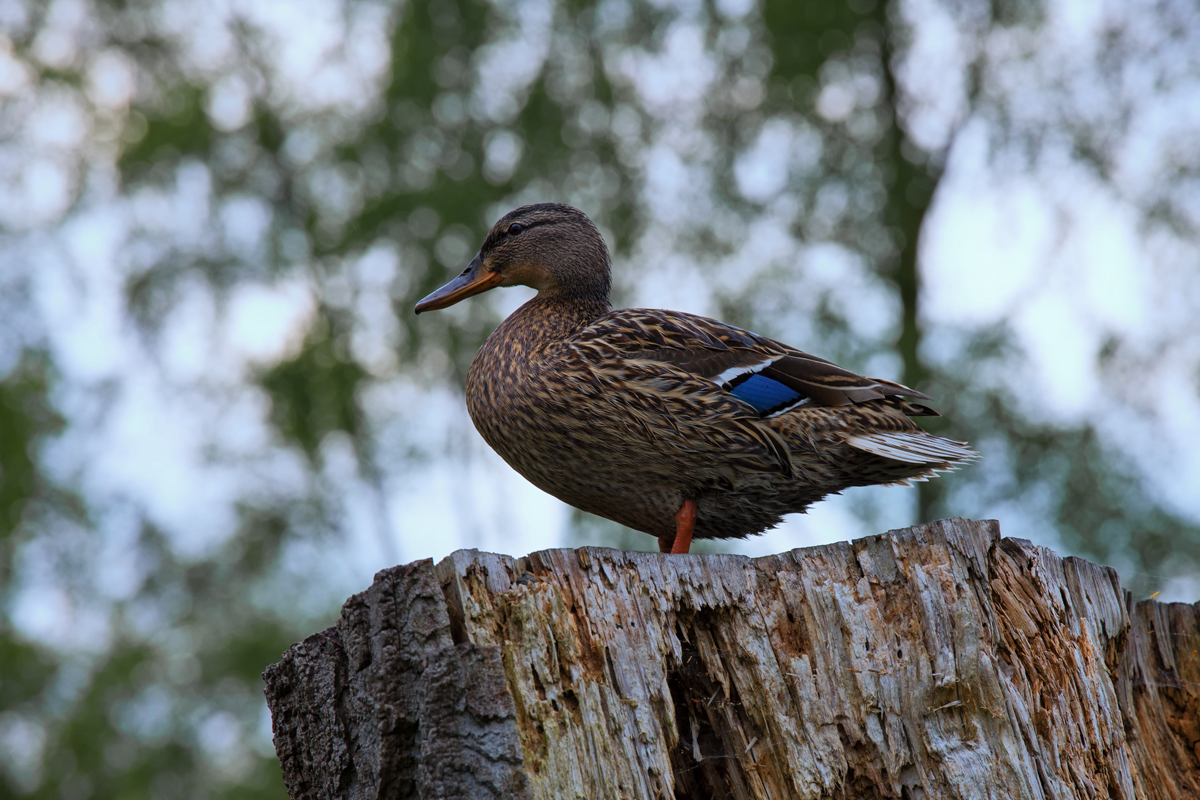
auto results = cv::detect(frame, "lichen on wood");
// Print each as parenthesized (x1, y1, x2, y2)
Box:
(263, 518, 1200, 799)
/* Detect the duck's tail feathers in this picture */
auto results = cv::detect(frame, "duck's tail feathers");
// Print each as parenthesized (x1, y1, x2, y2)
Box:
(846, 431, 977, 469)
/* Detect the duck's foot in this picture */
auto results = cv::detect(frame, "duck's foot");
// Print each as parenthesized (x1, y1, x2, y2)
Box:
(658, 498, 697, 554)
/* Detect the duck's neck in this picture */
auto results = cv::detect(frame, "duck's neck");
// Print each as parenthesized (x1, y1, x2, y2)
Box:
(492, 291, 611, 353)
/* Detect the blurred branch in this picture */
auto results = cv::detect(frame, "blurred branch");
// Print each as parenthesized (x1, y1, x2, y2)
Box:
(877, 3, 936, 521)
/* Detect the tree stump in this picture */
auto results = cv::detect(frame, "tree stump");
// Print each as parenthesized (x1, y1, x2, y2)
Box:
(262, 518, 1200, 799)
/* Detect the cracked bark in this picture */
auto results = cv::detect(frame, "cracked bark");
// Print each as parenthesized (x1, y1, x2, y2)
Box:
(263, 518, 1200, 799)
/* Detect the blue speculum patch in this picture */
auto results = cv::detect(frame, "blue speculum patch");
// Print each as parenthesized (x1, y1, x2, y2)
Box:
(728, 373, 802, 415)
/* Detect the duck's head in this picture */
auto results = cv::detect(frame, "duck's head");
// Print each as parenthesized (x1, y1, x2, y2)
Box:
(414, 203, 611, 314)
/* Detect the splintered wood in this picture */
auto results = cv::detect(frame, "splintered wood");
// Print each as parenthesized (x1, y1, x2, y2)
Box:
(264, 518, 1200, 799)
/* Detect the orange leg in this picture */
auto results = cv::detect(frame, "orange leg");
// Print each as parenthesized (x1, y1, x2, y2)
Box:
(658, 498, 697, 554)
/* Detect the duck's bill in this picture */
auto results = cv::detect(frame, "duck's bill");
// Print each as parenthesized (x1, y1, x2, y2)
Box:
(414, 255, 503, 314)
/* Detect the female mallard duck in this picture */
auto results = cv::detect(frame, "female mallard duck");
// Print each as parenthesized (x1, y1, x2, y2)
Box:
(416, 203, 974, 554)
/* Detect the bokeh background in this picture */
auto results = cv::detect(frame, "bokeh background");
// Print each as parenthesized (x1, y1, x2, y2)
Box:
(2, 0, 1199, 795)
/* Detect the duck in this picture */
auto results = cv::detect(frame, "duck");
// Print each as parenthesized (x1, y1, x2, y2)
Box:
(415, 203, 975, 554)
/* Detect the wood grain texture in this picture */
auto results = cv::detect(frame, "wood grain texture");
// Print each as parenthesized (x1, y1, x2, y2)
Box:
(263, 518, 1200, 799)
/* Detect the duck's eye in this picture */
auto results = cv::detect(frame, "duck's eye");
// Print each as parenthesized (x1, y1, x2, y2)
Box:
(507, 222, 525, 236)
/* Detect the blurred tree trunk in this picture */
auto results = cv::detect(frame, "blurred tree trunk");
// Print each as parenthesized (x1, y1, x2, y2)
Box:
(876, 4, 941, 525)
(263, 519, 1200, 799)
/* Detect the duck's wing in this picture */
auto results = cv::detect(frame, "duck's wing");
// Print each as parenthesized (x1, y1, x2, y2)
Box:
(572, 308, 936, 417)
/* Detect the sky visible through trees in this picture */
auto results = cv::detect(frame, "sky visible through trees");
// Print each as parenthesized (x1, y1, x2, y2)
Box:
(1, 0, 1199, 796)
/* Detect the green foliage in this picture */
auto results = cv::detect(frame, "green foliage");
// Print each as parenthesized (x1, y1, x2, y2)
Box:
(764, 0, 867, 81)
(0, 635, 55, 712)
(0, 353, 63, 542)
(260, 313, 368, 460)
(119, 86, 215, 182)
(4, 637, 288, 800)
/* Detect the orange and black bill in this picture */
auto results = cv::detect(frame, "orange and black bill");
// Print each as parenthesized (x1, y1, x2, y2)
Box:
(414, 255, 503, 314)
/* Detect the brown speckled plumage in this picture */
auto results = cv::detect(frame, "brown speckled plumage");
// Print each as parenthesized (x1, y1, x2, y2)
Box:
(416, 203, 975, 545)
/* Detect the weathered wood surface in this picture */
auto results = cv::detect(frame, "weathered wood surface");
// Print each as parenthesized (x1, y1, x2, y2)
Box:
(263, 518, 1200, 799)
